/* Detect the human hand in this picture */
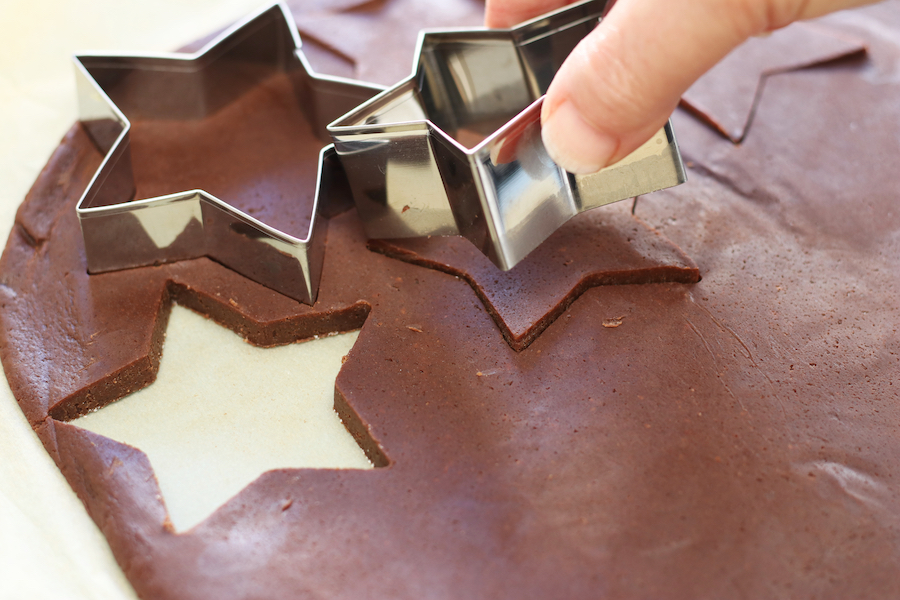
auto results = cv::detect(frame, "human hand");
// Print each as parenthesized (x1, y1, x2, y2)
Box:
(486, 0, 876, 173)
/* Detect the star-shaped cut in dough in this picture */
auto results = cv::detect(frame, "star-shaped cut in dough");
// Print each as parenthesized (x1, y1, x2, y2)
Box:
(681, 22, 866, 143)
(73, 305, 380, 532)
(370, 202, 699, 351)
(75, 3, 382, 304)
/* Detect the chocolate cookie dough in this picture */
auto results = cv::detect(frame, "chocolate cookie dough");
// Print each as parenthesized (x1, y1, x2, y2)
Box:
(3, 2, 900, 600)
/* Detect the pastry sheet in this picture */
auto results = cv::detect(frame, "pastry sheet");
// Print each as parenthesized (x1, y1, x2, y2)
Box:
(0, 1, 284, 597)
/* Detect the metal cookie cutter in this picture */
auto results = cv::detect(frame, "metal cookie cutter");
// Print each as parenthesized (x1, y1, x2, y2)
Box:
(75, 3, 383, 304)
(329, 0, 686, 271)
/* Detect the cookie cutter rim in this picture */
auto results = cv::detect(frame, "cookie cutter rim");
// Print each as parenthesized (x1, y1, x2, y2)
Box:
(328, 0, 686, 271)
(74, 2, 384, 305)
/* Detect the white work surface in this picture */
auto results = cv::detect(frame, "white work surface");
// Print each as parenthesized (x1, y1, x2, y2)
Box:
(0, 2, 373, 598)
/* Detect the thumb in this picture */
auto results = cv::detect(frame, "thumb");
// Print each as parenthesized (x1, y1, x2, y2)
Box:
(540, 0, 812, 174)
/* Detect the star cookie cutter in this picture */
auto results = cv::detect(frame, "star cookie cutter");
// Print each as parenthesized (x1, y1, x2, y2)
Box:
(74, 3, 383, 305)
(329, 0, 686, 271)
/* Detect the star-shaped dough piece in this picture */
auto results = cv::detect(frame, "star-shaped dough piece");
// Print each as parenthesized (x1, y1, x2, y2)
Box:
(681, 22, 866, 143)
(75, 3, 382, 305)
(370, 202, 699, 351)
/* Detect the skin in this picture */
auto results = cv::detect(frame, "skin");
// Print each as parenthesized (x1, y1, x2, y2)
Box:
(485, 0, 879, 173)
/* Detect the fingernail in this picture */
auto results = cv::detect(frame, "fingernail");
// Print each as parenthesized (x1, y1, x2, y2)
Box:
(542, 101, 617, 174)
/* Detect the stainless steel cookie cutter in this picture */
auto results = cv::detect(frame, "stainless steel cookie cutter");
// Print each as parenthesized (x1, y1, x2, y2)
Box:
(329, 0, 686, 271)
(75, 3, 383, 305)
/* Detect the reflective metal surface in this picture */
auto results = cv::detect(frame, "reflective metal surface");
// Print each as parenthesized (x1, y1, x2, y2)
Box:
(329, 0, 686, 271)
(75, 3, 382, 304)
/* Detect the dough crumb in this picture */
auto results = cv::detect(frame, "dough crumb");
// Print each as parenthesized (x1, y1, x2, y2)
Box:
(602, 316, 625, 328)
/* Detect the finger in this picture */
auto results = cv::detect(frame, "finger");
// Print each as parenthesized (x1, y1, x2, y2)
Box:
(540, 0, 876, 173)
(485, 0, 574, 28)
(540, 0, 774, 173)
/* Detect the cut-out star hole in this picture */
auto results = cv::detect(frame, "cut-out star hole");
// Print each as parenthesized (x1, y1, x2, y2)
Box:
(73, 305, 378, 532)
(680, 22, 866, 143)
